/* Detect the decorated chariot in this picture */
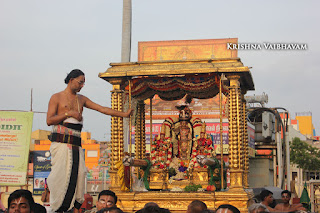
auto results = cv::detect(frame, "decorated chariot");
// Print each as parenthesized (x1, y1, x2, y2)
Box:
(99, 38, 255, 212)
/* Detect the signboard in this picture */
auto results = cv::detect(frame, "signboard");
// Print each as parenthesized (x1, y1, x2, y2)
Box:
(33, 151, 51, 195)
(87, 142, 112, 193)
(138, 38, 238, 62)
(0, 111, 33, 186)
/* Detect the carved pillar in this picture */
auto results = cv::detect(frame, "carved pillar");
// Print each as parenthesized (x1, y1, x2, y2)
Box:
(118, 91, 124, 159)
(135, 102, 141, 159)
(135, 100, 146, 159)
(227, 75, 245, 189)
(242, 93, 250, 188)
(140, 101, 146, 158)
(110, 85, 124, 170)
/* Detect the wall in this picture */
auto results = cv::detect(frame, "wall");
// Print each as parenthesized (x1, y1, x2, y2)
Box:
(295, 114, 314, 139)
(249, 158, 274, 188)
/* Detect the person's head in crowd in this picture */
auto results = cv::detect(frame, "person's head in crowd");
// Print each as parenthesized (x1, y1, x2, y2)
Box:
(281, 190, 291, 204)
(144, 202, 159, 208)
(96, 190, 118, 210)
(137, 205, 171, 213)
(216, 204, 240, 213)
(135, 203, 171, 213)
(186, 200, 207, 213)
(248, 203, 268, 213)
(97, 206, 124, 213)
(7, 189, 35, 213)
(260, 190, 274, 206)
(200, 210, 214, 213)
(33, 203, 46, 213)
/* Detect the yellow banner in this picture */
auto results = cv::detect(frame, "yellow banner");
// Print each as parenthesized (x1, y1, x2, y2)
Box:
(0, 111, 33, 186)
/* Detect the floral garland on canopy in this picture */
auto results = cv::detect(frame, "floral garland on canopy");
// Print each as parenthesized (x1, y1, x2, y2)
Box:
(130, 73, 222, 101)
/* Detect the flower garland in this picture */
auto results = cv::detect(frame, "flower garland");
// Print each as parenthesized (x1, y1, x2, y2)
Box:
(151, 136, 172, 169)
(189, 135, 215, 169)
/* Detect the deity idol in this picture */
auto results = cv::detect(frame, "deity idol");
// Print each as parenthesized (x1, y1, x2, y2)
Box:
(190, 122, 215, 168)
(174, 105, 193, 159)
(168, 105, 195, 179)
(151, 124, 172, 169)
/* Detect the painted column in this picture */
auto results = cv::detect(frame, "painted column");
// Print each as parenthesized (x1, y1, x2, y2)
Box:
(227, 75, 245, 189)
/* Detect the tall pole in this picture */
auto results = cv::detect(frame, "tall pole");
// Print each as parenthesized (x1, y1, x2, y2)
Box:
(286, 131, 291, 190)
(276, 118, 283, 188)
(121, 0, 132, 62)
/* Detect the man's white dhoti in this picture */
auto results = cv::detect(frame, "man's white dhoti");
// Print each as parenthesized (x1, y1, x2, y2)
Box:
(47, 123, 87, 212)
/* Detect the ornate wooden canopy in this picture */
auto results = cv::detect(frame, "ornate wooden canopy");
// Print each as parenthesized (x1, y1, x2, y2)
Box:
(99, 58, 254, 97)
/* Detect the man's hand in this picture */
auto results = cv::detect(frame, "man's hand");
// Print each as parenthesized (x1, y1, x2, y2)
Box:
(293, 203, 306, 211)
(125, 109, 134, 118)
(68, 110, 83, 121)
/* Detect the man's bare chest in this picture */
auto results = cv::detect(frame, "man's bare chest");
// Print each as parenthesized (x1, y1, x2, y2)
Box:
(57, 96, 84, 113)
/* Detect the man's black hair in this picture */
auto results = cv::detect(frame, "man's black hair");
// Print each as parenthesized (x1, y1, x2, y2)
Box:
(216, 204, 240, 213)
(188, 200, 207, 213)
(97, 206, 124, 213)
(34, 203, 46, 213)
(260, 189, 273, 201)
(64, 69, 85, 84)
(8, 189, 35, 211)
(281, 190, 292, 197)
(140, 206, 171, 213)
(144, 202, 159, 208)
(98, 190, 118, 204)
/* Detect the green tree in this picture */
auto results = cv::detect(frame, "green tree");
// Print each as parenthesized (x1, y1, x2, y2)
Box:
(290, 137, 320, 171)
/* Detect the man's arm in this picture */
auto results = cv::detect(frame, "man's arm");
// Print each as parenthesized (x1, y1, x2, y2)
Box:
(274, 203, 282, 210)
(83, 96, 133, 117)
(291, 203, 306, 211)
(274, 203, 306, 212)
(46, 94, 82, 126)
(260, 203, 276, 212)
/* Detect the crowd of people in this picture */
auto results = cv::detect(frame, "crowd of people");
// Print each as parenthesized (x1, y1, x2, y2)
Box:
(2, 188, 311, 213)
(2, 188, 240, 213)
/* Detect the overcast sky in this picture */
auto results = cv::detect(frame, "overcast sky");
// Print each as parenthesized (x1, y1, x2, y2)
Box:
(1, 1, 319, 141)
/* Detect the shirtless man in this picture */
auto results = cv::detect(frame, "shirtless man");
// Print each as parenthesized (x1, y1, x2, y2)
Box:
(260, 189, 304, 212)
(274, 190, 306, 212)
(46, 69, 132, 212)
(46, 69, 132, 126)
